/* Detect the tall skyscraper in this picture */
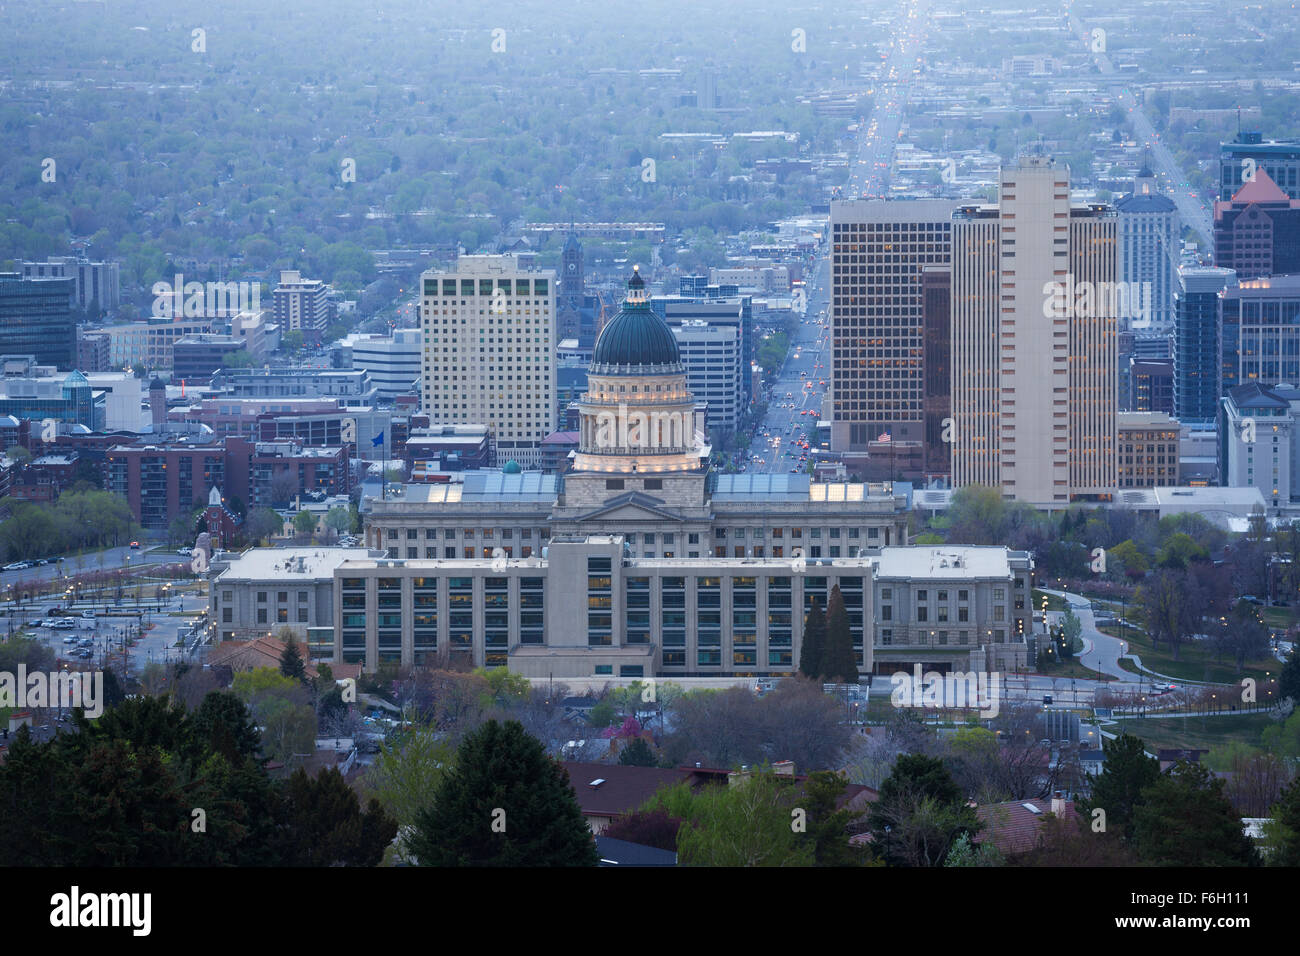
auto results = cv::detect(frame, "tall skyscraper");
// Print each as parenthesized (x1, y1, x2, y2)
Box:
(419, 255, 556, 468)
(0, 272, 75, 368)
(1212, 169, 1300, 279)
(950, 156, 1117, 505)
(1116, 166, 1178, 329)
(1173, 266, 1232, 423)
(828, 199, 957, 471)
(1220, 131, 1300, 201)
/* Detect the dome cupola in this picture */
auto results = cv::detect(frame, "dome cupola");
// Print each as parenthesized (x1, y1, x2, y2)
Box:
(590, 267, 682, 374)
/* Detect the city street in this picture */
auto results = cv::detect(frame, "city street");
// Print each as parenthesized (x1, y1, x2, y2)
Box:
(742, 3, 931, 476)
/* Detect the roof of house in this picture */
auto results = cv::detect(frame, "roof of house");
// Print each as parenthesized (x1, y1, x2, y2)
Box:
(976, 799, 1079, 856)
(595, 836, 678, 867)
(208, 634, 318, 679)
(561, 762, 696, 817)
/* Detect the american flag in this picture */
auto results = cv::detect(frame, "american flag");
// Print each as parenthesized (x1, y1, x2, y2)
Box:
(878, 431, 891, 443)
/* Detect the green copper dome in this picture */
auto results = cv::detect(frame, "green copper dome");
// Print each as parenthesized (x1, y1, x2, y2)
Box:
(502, 459, 522, 474)
(590, 268, 682, 374)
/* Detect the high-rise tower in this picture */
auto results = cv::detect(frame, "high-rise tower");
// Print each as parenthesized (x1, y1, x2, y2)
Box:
(950, 156, 1118, 505)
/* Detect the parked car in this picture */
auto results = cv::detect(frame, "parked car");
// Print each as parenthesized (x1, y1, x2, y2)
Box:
(52, 619, 77, 629)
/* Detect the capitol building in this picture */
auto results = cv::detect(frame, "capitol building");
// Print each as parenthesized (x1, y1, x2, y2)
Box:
(337, 270, 1032, 678)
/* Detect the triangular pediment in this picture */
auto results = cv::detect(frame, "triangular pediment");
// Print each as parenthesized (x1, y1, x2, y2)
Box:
(573, 492, 686, 523)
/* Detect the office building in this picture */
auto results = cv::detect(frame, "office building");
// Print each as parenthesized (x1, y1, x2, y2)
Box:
(1174, 267, 1232, 422)
(1217, 382, 1300, 512)
(229, 310, 278, 362)
(333, 540, 1031, 677)
(76, 329, 111, 373)
(1117, 411, 1180, 488)
(1126, 358, 1174, 414)
(1115, 166, 1178, 329)
(0, 273, 75, 368)
(85, 317, 215, 371)
(419, 255, 556, 468)
(672, 319, 743, 434)
(20, 257, 120, 313)
(1220, 131, 1300, 202)
(209, 547, 379, 645)
(652, 293, 754, 409)
(211, 367, 378, 408)
(950, 156, 1118, 505)
(272, 270, 330, 340)
(172, 335, 248, 382)
(827, 199, 957, 462)
(0, 364, 102, 430)
(1221, 275, 1300, 393)
(344, 329, 421, 400)
(1213, 169, 1300, 280)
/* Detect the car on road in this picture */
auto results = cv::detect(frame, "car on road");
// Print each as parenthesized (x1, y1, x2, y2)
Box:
(4, 561, 32, 571)
(129, 541, 140, 549)
(81, 610, 95, 619)
(53, 618, 78, 629)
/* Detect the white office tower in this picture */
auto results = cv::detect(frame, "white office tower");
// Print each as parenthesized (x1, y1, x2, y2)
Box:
(419, 255, 556, 468)
(951, 155, 1118, 506)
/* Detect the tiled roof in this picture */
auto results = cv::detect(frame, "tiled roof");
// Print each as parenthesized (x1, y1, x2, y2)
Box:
(976, 799, 1078, 856)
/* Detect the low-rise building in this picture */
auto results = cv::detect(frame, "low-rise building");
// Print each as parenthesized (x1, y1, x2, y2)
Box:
(209, 547, 380, 650)
(1117, 411, 1180, 488)
(331, 536, 1031, 678)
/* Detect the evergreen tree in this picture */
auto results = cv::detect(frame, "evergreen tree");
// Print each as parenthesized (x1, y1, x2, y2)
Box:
(618, 737, 657, 767)
(1077, 732, 1160, 842)
(1133, 761, 1258, 866)
(279, 767, 398, 867)
(799, 595, 826, 681)
(279, 636, 307, 684)
(1267, 775, 1300, 866)
(1279, 646, 1300, 706)
(821, 584, 859, 682)
(408, 720, 598, 866)
(867, 754, 978, 867)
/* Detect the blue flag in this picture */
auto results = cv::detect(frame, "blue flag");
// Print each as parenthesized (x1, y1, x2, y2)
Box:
(372, 431, 385, 447)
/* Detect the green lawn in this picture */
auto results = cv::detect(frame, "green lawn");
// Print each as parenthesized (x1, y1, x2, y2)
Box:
(1260, 605, 1298, 630)
(1096, 623, 1278, 686)
(1032, 589, 1066, 612)
(1111, 713, 1274, 754)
